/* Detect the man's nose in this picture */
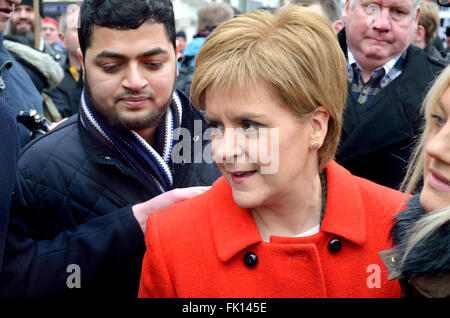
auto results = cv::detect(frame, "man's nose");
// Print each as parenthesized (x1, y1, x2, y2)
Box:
(373, 8, 391, 31)
(122, 64, 148, 91)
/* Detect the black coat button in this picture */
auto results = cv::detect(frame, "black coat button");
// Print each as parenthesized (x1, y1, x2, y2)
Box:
(327, 238, 342, 253)
(244, 252, 258, 267)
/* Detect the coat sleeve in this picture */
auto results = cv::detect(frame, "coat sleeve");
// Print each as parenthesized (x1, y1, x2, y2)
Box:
(0, 185, 145, 297)
(0, 99, 19, 271)
(138, 211, 176, 298)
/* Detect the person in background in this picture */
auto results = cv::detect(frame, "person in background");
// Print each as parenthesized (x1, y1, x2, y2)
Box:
(8, 0, 62, 61)
(8, 0, 41, 43)
(335, 0, 445, 189)
(176, 30, 186, 62)
(5, 0, 220, 297)
(42, 17, 63, 51)
(175, 2, 233, 97)
(4, 0, 65, 123)
(44, 4, 83, 117)
(0, 0, 47, 147)
(139, 5, 409, 298)
(291, 0, 344, 33)
(380, 64, 450, 298)
(411, 0, 448, 62)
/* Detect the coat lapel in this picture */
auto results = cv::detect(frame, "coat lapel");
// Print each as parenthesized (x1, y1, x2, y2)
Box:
(208, 162, 368, 264)
(207, 177, 262, 262)
(320, 161, 366, 246)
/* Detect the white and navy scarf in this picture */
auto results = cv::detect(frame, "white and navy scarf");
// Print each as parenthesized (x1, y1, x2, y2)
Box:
(79, 88, 183, 193)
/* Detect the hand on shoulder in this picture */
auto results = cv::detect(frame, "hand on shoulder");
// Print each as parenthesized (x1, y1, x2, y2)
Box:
(132, 186, 211, 234)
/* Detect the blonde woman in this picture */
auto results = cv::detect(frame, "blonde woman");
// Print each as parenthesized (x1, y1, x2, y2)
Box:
(138, 5, 409, 298)
(380, 65, 450, 298)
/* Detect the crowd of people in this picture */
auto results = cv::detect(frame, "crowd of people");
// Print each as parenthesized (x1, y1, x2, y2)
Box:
(0, 0, 449, 299)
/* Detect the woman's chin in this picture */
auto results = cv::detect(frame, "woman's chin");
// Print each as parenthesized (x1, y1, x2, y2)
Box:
(231, 190, 261, 209)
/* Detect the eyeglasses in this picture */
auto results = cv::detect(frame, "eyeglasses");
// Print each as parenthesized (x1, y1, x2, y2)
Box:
(438, 0, 450, 7)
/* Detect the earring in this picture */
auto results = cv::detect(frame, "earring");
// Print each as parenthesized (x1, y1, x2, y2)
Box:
(311, 142, 320, 150)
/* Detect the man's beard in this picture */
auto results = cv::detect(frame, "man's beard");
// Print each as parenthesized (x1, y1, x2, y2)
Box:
(10, 23, 35, 47)
(84, 77, 174, 132)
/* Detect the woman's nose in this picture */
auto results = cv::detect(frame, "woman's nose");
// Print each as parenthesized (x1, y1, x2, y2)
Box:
(213, 128, 245, 163)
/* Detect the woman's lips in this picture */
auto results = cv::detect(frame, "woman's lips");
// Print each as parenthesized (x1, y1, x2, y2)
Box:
(229, 170, 257, 184)
(427, 170, 450, 192)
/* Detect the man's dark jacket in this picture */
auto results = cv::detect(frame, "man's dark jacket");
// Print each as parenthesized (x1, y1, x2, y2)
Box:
(335, 29, 446, 189)
(1, 91, 221, 297)
(0, 98, 19, 270)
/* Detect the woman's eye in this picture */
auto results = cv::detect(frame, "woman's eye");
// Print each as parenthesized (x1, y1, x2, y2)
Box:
(206, 121, 220, 129)
(242, 120, 260, 130)
(431, 113, 447, 127)
(241, 120, 262, 138)
(206, 121, 224, 136)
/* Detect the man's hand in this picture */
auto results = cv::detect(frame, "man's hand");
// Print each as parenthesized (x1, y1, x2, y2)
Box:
(132, 186, 211, 234)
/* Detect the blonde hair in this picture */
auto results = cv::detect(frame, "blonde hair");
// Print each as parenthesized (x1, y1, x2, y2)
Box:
(400, 65, 450, 194)
(191, 5, 348, 170)
(418, 0, 440, 47)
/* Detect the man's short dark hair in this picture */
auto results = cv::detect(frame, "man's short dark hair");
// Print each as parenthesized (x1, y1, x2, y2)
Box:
(78, 0, 176, 57)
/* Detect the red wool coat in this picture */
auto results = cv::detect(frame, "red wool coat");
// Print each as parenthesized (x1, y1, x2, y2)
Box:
(138, 161, 409, 298)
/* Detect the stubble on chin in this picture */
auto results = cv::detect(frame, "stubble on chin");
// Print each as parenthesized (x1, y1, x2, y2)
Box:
(85, 83, 173, 132)
(108, 107, 167, 132)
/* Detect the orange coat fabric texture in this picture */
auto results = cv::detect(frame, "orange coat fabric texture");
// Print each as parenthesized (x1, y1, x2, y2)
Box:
(138, 161, 409, 298)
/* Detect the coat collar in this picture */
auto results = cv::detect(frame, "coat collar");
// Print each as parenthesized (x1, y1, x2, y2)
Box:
(208, 161, 367, 262)
(207, 177, 261, 262)
(319, 161, 366, 245)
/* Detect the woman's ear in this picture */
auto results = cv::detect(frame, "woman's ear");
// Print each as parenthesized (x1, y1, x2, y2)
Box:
(310, 106, 329, 149)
